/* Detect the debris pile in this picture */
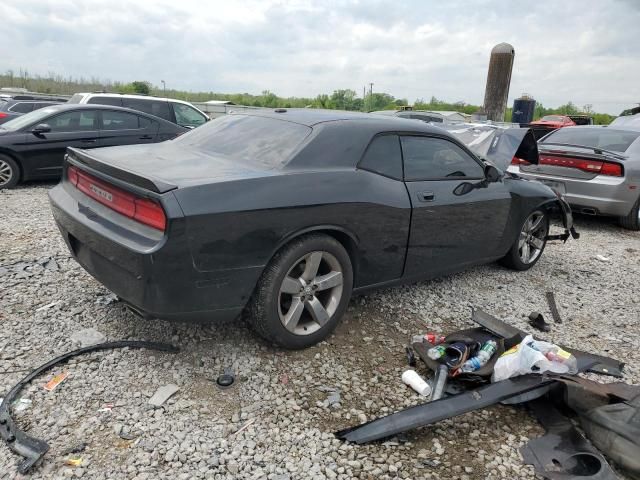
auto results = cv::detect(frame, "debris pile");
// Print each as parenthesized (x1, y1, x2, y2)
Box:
(336, 309, 638, 479)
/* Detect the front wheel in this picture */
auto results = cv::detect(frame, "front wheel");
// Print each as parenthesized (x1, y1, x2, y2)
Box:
(618, 196, 640, 231)
(247, 234, 353, 349)
(500, 209, 549, 271)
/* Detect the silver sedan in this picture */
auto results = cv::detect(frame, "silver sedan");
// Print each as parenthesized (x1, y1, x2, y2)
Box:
(508, 124, 640, 230)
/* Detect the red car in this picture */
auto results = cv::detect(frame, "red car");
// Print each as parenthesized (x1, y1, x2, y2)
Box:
(530, 115, 576, 129)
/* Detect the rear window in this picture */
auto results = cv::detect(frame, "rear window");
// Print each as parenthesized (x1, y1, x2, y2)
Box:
(68, 94, 84, 104)
(173, 114, 311, 168)
(122, 98, 172, 121)
(542, 128, 640, 153)
(88, 96, 123, 107)
(9, 102, 34, 113)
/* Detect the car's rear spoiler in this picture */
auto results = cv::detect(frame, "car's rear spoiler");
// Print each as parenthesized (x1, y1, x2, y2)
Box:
(66, 147, 177, 194)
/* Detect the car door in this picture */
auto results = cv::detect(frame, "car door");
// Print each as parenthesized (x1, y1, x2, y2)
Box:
(99, 110, 159, 147)
(401, 135, 512, 278)
(20, 109, 100, 178)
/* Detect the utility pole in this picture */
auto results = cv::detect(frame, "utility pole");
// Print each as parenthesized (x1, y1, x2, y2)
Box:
(363, 86, 366, 111)
(161, 80, 166, 95)
(369, 82, 374, 111)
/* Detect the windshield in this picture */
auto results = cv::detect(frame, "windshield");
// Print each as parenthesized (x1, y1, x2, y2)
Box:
(0, 106, 59, 131)
(541, 128, 640, 152)
(172, 114, 311, 168)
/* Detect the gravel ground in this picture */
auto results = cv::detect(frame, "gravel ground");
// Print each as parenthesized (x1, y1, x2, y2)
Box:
(1, 183, 638, 480)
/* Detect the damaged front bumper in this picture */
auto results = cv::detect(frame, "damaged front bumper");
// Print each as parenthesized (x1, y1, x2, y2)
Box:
(547, 195, 580, 243)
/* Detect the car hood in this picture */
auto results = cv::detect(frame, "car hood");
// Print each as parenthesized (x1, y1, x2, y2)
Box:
(437, 123, 539, 170)
(67, 142, 278, 193)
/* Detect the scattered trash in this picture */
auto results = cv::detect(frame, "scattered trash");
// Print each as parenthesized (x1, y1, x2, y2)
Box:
(14, 398, 32, 412)
(405, 346, 416, 367)
(36, 301, 59, 312)
(148, 384, 180, 407)
(459, 340, 498, 373)
(216, 367, 235, 390)
(70, 328, 107, 347)
(595, 254, 610, 262)
(528, 312, 551, 332)
(492, 335, 577, 382)
(97, 403, 114, 413)
(424, 333, 446, 345)
(401, 370, 431, 396)
(44, 372, 69, 392)
(0, 340, 178, 474)
(336, 309, 625, 447)
(64, 457, 83, 467)
(545, 291, 562, 324)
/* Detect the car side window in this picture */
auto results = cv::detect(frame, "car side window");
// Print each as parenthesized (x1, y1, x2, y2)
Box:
(122, 99, 172, 122)
(138, 116, 156, 129)
(400, 136, 484, 181)
(88, 96, 123, 107)
(359, 134, 403, 180)
(9, 103, 34, 113)
(171, 103, 206, 127)
(101, 110, 140, 130)
(47, 111, 98, 132)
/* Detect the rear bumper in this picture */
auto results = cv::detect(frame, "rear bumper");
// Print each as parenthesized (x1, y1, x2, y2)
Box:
(49, 182, 256, 322)
(508, 166, 638, 217)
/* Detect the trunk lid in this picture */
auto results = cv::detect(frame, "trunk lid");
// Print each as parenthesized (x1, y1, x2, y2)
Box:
(67, 142, 275, 193)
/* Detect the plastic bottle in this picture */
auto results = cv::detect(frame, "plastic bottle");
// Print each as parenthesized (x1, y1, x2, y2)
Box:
(427, 345, 447, 360)
(425, 333, 446, 345)
(545, 347, 578, 373)
(459, 340, 498, 373)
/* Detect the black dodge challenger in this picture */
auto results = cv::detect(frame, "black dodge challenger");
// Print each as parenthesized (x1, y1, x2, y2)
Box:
(49, 110, 576, 349)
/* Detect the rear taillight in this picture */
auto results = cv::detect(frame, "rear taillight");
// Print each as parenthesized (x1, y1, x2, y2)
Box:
(67, 165, 166, 230)
(539, 155, 623, 177)
(0, 112, 7, 119)
(511, 156, 530, 166)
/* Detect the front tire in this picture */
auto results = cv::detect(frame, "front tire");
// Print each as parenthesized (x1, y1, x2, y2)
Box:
(500, 209, 549, 271)
(247, 234, 353, 349)
(618, 196, 640, 231)
(0, 154, 20, 189)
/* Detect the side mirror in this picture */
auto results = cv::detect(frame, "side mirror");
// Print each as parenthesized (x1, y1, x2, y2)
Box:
(484, 164, 502, 183)
(453, 182, 476, 196)
(32, 123, 51, 134)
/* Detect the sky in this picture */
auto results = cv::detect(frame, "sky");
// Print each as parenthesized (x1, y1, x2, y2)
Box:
(1, 0, 638, 115)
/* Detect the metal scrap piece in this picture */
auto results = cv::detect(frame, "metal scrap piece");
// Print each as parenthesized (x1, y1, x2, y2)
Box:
(335, 374, 556, 444)
(0, 341, 179, 474)
(546, 292, 563, 324)
(521, 399, 618, 480)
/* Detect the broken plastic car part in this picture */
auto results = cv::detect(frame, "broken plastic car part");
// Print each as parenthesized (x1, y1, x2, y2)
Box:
(0, 341, 179, 474)
(521, 398, 617, 480)
(335, 374, 557, 444)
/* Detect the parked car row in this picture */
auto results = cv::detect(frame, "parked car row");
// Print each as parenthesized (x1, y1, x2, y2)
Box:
(0, 104, 186, 188)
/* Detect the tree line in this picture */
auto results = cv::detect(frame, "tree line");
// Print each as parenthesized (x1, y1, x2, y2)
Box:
(0, 69, 618, 124)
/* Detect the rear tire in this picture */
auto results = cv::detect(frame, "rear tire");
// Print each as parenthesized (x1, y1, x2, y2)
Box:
(247, 234, 353, 349)
(500, 209, 549, 271)
(618, 196, 640, 231)
(0, 154, 20, 190)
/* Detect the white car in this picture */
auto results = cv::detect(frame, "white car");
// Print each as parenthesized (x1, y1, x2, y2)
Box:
(68, 92, 209, 129)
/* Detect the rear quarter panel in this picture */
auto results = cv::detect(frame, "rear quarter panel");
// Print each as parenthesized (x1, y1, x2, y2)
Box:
(173, 169, 412, 300)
